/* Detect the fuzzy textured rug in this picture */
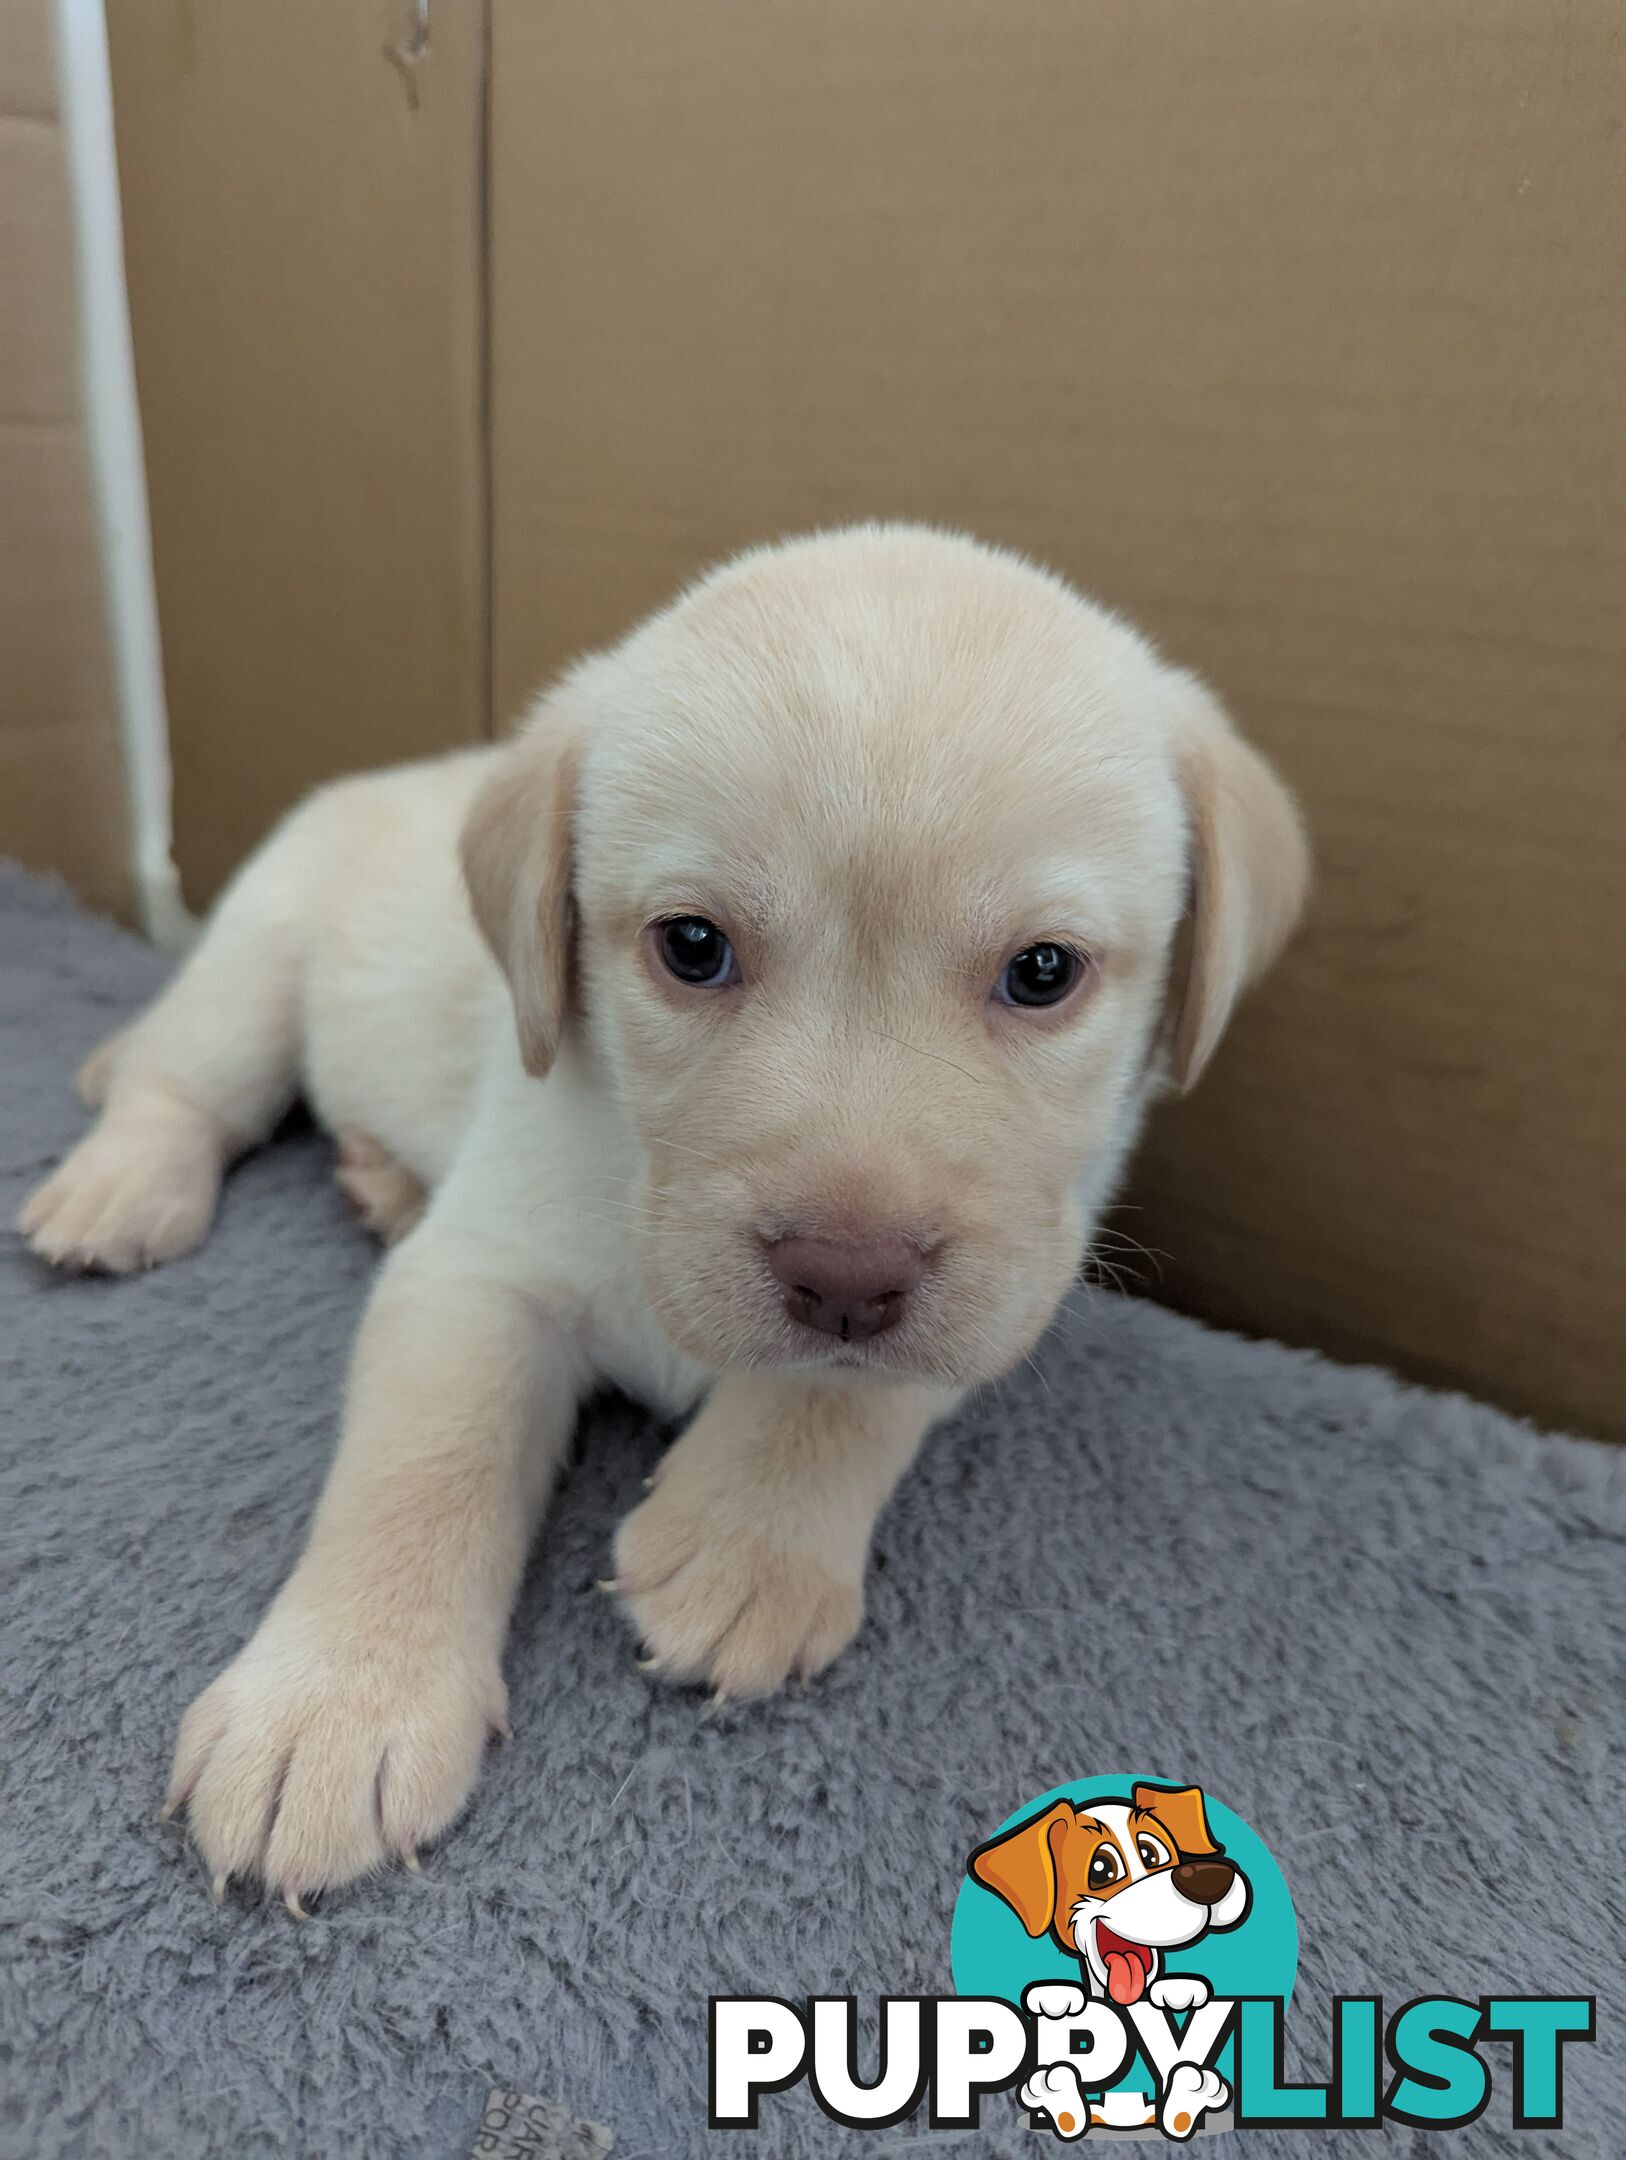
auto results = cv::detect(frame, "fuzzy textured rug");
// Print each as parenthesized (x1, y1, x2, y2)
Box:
(1, 860, 1622, 2160)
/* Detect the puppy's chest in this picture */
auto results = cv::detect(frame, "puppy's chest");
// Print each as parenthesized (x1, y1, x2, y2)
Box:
(467, 1051, 713, 1420)
(514, 1125, 711, 1421)
(583, 1258, 712, 1421)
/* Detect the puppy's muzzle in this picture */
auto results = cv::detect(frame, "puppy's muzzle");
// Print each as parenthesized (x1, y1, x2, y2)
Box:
(764, 1233, 927, 1343)
(1172, 1858, 1237, 1907)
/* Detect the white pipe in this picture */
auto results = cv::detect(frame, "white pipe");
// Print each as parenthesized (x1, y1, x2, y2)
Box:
(53, 0, 193, 948)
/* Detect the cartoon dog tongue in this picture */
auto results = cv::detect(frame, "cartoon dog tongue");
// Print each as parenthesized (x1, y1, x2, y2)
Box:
(1104, 1950, 1146, 2006)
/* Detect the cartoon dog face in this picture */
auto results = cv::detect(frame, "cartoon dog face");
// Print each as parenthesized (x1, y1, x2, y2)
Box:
(968, 1783, 1251, 2006)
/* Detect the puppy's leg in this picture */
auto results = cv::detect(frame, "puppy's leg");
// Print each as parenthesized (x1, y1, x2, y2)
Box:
(19, 838, 308, 1273)
(613, 1375, 952, 1700)
(168, 1232, 586, 1903)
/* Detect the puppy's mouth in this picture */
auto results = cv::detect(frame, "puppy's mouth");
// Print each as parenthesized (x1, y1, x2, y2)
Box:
(1093, 1922, 1155, 2007)
(766, 1325, 912, 1379)
(669, 1286, 1017, 1387)
(786, 1334, 872, 1367)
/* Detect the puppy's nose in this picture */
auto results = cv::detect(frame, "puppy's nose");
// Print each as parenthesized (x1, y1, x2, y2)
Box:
(764, 1234, 926, 1343)
(1172, 1859, 1236, 1907)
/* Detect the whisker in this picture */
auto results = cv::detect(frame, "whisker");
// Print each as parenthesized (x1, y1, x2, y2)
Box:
(647, 1136, 733, 1171)
(862, 1027, 983, 1088)
(1088, 1224, 1169, 1279)
(1020, 1348, 1053, 1397)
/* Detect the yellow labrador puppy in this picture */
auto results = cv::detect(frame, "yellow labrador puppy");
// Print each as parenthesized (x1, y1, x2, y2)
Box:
(20, 525, 1307, 1907)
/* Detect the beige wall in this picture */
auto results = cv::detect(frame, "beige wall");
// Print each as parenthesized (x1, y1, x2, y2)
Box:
(105, 0, 490, 909)
(105, 3, 1626, 1437)
(488, 0, 1626, 1439)
(1, 0, 132, 919)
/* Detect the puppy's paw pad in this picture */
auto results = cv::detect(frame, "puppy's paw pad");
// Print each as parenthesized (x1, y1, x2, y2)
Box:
(168, 1620, 502, 1900)
(1024, 1981, 1092, 2022)
(1022, 2063, 1090, 2139)
(1160, 2063, 1228, 2141)
(1149, 1975, 1211, 2013)
(614, 1489, 862, 1699)
(19, 1120, 221, 1273)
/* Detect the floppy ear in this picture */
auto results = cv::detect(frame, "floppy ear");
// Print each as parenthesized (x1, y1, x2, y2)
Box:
(967, 1801, 1075, 1937)
(1164, 671, 1310, 1093)
(460, 699, 582, 1081)
(1133, 1782, 1221, 1859)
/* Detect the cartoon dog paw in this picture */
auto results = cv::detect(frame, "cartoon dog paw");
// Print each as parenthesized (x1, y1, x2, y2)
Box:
(1160, 2062, 1229, 2141)
(1022, 2062, 1091, 2140)
(1149, 1974, 1211, 2013)
(1023, 1980, 1091, 2022)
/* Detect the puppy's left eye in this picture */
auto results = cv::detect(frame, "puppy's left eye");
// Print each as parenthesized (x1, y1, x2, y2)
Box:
(657, 915, 738, 988)
(997, 943, 1083, 1009)
(1136, 1834, 1171, 1869)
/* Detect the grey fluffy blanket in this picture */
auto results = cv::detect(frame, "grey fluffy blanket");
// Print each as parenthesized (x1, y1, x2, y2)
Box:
(1, 861, 1621, 2158)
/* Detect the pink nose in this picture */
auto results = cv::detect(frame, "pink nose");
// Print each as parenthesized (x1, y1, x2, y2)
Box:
(764, 1234, 927, 1342)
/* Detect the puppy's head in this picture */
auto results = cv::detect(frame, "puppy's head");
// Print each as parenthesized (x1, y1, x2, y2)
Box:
(464, 525, 1307, 1385)
(968, 1785, 1251, 2004)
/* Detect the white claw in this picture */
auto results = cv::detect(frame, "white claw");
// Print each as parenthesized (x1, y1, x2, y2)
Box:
(402, 1849, 423, 1876)
(635, 1653, 664, 1674)
(210, 1872, 228, 1905)
(283, 1890, 309, 1920)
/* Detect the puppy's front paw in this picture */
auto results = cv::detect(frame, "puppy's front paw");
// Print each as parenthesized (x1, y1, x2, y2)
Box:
(19, 1113, 220, 1273)
(166, 1601, 507, 1906)
(613, 1482, 863, 1701)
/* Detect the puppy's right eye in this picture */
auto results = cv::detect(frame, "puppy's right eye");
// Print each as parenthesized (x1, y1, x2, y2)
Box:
(998, 942, 1084, 1009)
(657, 915, 738, 988)
(1087, 1847, 1122, 1889)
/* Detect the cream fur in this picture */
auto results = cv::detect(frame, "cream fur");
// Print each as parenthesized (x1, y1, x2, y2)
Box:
(18, 524, 1307, 1903)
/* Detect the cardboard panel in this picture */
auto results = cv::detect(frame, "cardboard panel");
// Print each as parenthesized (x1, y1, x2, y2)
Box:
(106, 0, 489, 907)
(0, 0, 132, 919)
(0, 98, 78, 414)
(3, 0, 57, 115)
(491, 0, 1626, 1435)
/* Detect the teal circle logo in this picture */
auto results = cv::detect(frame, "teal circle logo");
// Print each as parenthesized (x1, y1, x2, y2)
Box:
(952, 1775, 1297, 2138)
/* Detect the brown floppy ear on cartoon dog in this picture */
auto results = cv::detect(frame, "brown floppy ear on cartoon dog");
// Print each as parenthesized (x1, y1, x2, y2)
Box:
(966, 1800, 1074, 1939)
(1131, 1782, 1222, 1859)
